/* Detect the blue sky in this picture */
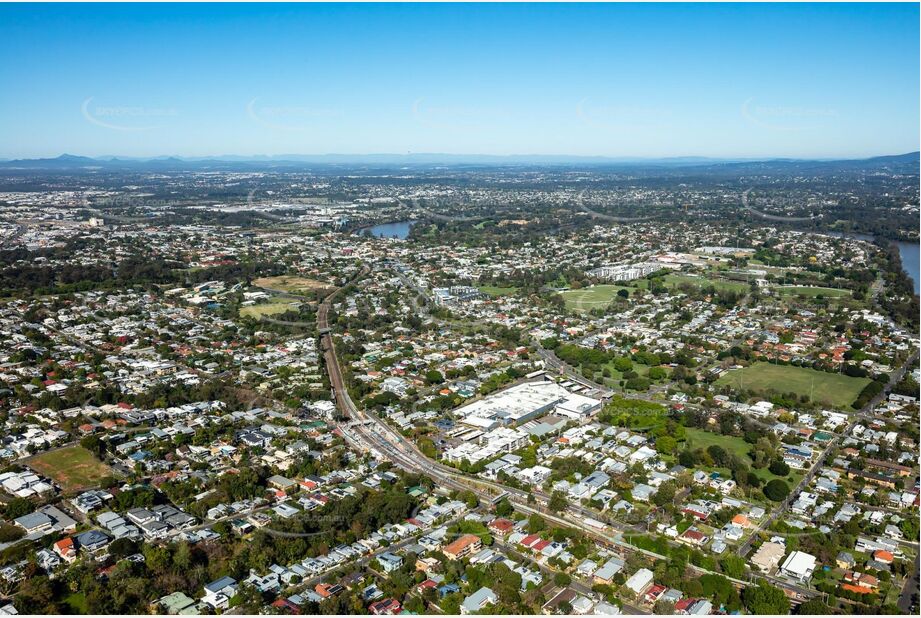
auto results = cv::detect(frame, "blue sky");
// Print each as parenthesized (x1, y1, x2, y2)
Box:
(0, 3, 918, 159)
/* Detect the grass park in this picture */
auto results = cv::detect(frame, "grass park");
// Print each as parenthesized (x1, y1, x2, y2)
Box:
(715, 362, 870, 409)
(682, 427, 802, 485)
(561, 273, 749, 312)
(27, 446, 114, 493)
(240, 300, 300, 318)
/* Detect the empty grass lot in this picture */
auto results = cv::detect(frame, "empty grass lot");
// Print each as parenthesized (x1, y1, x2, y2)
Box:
(716, 362, 870, 409)
(775, 285, 851, 298)
(27, 446, 114, 493)
(240, 301, 299, 318)
(477, 285, 518, 297)
(252, 276, 331, 295)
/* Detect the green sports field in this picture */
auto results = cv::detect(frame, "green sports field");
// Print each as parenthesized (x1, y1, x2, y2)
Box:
(561, 274, 749, 312)
(561, 285, 631, 312)
(662, 274, 750, 294)
(716, 362, 870, 409)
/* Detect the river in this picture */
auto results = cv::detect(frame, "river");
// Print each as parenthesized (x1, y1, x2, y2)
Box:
(896, 240, 920, 295)
(823, 231, 919, 295)
(353, 223, 920, 293)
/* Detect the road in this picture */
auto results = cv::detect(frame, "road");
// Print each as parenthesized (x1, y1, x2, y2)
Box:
(492, 537, 649, 614)
(318, 264, 832, 603)
(899, 551, 920, 614)
(279, 513, 466, 601)
(534, 345, 614, 398)
(738, 348, 920, 558)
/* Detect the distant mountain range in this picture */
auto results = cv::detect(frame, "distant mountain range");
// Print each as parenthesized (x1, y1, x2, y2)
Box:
(0, 151, 917, 173)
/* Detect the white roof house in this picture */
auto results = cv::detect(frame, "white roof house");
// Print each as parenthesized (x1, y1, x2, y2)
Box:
(624, 567, 654, 594)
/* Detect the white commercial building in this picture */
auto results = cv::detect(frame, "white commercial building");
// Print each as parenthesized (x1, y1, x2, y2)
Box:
(455, 381, 597, 429)
(442, 426, 529, 465)
(588, 262, 661, 282)
(780, 551, 817, 582)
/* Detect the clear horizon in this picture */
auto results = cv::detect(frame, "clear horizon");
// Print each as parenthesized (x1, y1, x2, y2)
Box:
(1, 3, 918, 159)
(5, 151, 921, 163)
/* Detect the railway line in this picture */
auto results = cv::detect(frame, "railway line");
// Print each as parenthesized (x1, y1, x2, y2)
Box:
(317, 262, 826, 604)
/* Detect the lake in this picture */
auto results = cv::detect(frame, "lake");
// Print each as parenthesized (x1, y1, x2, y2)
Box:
(359, 220, 414, 239)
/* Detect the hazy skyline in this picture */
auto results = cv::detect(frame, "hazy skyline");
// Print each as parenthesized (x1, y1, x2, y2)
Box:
(1, 3, 918, 159)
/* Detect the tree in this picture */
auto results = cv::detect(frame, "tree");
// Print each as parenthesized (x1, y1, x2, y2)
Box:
(707, 445, 729, 467)
(653, 600, 676, 614)
(768, 459, 790, 476)
(762, 479, 790, 502)
(0, 524, 24, 543)
(3, 497, 33, 520)
(495, 498, 514, 518)
(683, 578, 704, 597)
(527, 514, 545, 533)
(229, 583, 265, 613)
(15, 574, 60, 614)
(797, 599, 833, 614)
(548, 491, 567, 513)
(625, 377, 651, 391)
(678, 450, 697, 467)
(143, 544, 172, 574)
(460, 491, 479, 509)
(742, 581, 790, 615)
(172, 541, 193, 570)
(553, 572, 571, 587)
(700, 573, 739, 608)
(655, 436, 677, 455)
(108, 537, 138, 558)
(80, 434, 106, 458)
(720, 553, 747, 579)
(652, 481, 677, 507)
